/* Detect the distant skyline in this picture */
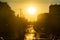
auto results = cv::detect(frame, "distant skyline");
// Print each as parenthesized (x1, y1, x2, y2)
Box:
(0, 0, 60, 21)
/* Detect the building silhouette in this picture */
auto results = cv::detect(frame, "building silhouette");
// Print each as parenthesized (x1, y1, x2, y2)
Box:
(49, 4, 60, 15)
(34, 4, 60, 35)
(34, 13, 49, 33)
(49, 4, 60, 35)
(33, 4, 60, 40)
(20, 8, 24, 17)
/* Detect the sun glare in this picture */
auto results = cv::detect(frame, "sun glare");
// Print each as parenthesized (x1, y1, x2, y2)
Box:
(27, 7, 36, 15)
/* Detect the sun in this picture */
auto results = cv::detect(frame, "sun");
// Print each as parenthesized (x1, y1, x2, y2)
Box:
(27, 7, 36, 15)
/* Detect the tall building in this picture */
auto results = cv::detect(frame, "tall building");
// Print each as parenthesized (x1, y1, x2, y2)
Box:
(49, 4, 60, 15)
(49, 4, 60, 26)
(49, 4, 60, 34)
(17, 8, 23, 17)
(20, 8, 24, 17)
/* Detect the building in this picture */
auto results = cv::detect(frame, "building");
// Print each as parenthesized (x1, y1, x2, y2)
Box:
(49, 4, 60, 15)
(49, 4, 60, 35)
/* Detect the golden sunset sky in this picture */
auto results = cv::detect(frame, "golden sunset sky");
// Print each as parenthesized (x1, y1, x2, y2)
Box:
(0, 0, 60, 21)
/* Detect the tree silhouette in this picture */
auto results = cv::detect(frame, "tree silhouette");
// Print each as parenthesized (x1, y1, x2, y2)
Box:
(0, 1, 16, 40)
(0, 1, 28, 40)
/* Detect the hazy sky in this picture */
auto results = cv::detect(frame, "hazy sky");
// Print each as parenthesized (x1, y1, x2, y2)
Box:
(0, 0, 60, 14)
(0, 0, 60, 21)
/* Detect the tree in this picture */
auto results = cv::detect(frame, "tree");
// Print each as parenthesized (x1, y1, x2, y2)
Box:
(0, 1, 16, 40)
